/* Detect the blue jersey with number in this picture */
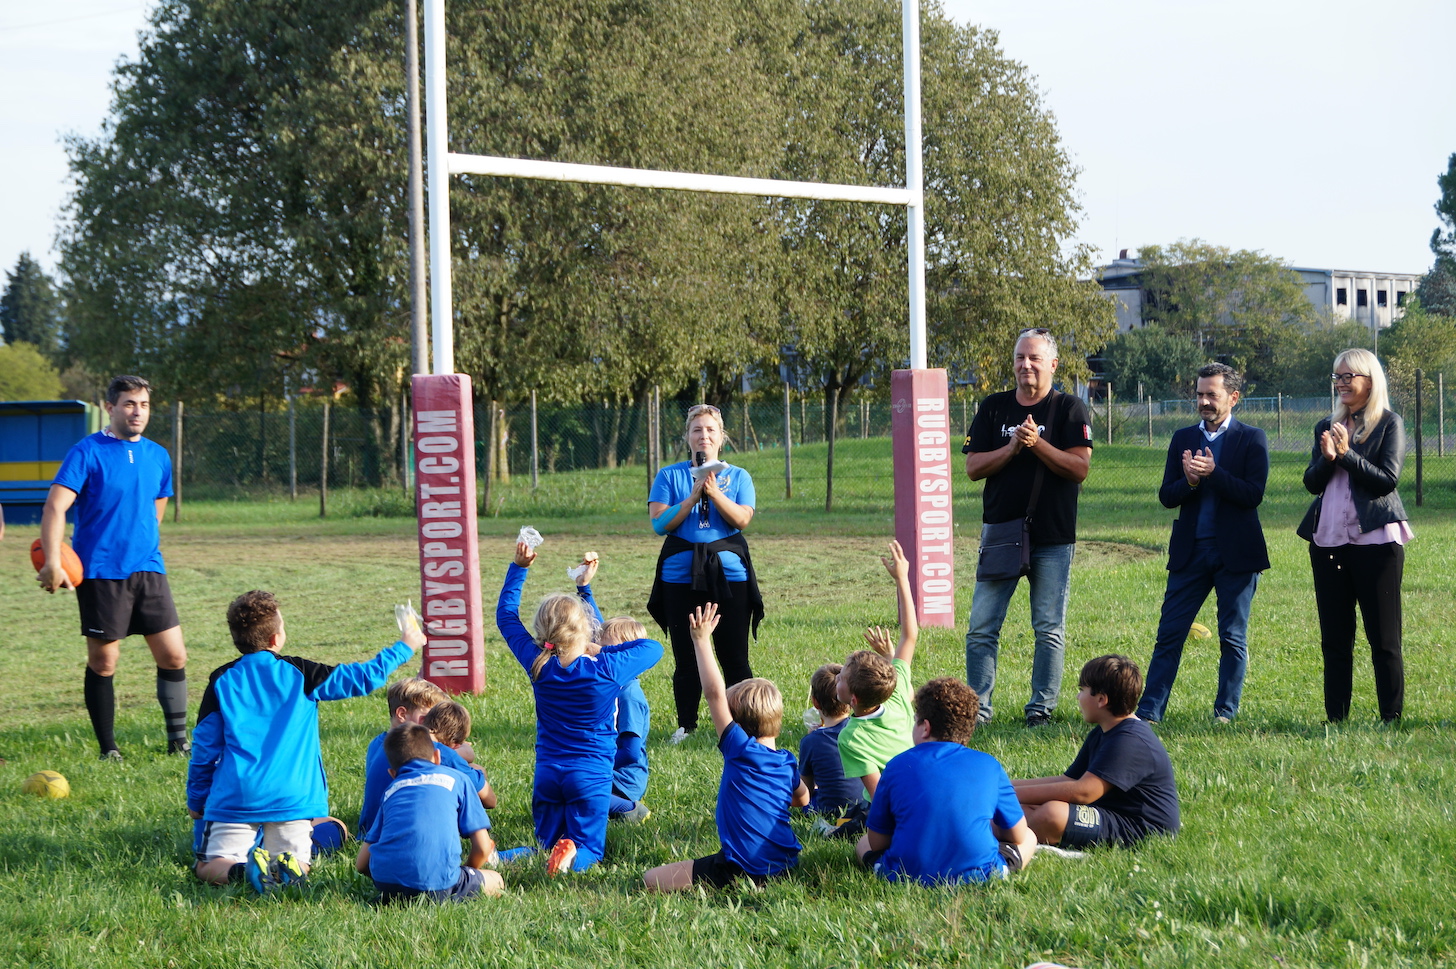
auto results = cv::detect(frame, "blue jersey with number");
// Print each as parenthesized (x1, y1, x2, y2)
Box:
(53, 431, 173, 579)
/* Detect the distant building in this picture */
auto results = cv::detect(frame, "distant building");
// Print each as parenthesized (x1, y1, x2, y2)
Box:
(1096, 251, 1423, 335)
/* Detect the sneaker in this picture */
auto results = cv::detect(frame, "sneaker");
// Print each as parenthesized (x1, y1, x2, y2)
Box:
(1024, 712, 1052, 728)
(167, 738, 192, 756)
(246, 846, 277, 893)
(100, 748, 123, 762)
(272, 851, 307, 888)
(545, 838, 577, 876)
(810, 817, 840, 838)
(1036, 844, 1087, 860)
(496, 846, 538, 864)
(621, 802, 651, 824)
(1213, 715, 1232, 725)
(668, 727, 693, 745)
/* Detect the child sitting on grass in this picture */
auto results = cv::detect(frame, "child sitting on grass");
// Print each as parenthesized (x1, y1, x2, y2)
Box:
(188, 590, 417, 892)
(497, 541, 664, 874)
(358, 678, 495, 837)
(798, 662, 864, 832)
(643, 604, 809, 890)
(836, 540, 920, 804)
(356, 723, 505, 903)
(571, 550, 653, 824)
(1012, 655, 1181, 849)
(856, 677, 1037, 884)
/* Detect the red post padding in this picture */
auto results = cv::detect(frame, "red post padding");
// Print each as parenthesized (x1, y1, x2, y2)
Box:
(891, 369, 957, 628)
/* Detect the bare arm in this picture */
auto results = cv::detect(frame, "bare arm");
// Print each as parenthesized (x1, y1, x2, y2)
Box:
(965, 437, 1022, 482)
(882, 540, 918, 664)
(994, 817, 1038, 871)
(1013, 772, 1110, 806)
(701, 471, 754, 530)
(790, 779, 810, 808)
(1032, 442, 1091, 483)
(37, 485, 77, 592)
(859, 770, 882, 799)
(865, 827, 891, 853)
(649, 475, 707, 533)
(355, 842, 372, 875)
(690, 604, 734, 737)
(464, 829, 494, 870)
(155, 497, 168, 523)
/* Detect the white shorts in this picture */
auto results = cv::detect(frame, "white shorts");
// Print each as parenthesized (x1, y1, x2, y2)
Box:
(195, 819, 313, 865)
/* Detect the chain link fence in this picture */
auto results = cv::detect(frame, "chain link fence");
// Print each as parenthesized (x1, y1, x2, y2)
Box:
(144, 377, 1456, 512)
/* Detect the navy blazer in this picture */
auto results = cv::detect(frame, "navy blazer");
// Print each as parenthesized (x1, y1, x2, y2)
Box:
(1159, 418, 1270, 574)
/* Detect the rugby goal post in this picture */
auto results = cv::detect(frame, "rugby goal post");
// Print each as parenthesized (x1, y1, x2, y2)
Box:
(413, 0, 955, 694)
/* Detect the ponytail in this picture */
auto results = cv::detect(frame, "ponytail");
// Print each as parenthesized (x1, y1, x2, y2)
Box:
(529, 594, 592, 681)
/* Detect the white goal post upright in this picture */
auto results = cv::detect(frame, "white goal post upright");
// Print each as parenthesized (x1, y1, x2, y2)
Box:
(414, 0, 955, 693)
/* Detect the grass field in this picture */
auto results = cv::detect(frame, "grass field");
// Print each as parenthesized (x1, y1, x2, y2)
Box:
(2, 442, 1455, 968)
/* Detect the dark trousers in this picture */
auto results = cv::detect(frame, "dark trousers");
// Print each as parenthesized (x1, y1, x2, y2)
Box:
(1309, 542, 1405, 721)
(659, 580, 752, 730)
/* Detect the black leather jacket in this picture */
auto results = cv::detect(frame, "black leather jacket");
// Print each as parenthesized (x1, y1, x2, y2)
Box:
(1297, 410, 1408, 540)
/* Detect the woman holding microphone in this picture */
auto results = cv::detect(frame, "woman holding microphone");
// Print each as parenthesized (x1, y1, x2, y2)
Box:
(1297, 348, 1412, 723)
(646, 404, 762, 743)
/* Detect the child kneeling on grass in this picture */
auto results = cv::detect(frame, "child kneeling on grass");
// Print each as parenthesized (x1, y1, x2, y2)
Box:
(355, 723, 505, 903)
(188, 591, 417, 892)
(1012, 655, 1180, 849)
(856, 677, 1037, 884)
(643, 604, 809, 890)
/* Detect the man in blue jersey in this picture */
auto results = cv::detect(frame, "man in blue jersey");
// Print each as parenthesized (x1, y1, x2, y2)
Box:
(38, 375, 188, 760)
(189, 590, 418, 890)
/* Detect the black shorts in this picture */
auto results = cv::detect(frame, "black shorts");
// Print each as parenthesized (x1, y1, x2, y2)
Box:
(373, 867, 488, 904)
(1060, 803, 1111, 848)
(76, 572, 180, 641)
(691, 851, 779, 889)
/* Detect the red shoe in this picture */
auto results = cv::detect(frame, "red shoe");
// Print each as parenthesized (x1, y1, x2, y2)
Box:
(546, 838, 578, 877)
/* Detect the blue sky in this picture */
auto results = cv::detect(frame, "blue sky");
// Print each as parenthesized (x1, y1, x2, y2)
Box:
(2, 0, 1453, 283)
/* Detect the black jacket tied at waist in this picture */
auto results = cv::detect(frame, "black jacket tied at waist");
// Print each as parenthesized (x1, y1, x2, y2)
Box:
(646, 533, 764, 639)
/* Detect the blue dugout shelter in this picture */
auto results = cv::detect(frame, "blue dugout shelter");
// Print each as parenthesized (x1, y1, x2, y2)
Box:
(0, 400, 102, 525)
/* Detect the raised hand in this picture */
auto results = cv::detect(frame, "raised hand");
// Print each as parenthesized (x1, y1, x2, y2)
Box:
(514, 540, 537, 568)
(863, 625, 894, 657)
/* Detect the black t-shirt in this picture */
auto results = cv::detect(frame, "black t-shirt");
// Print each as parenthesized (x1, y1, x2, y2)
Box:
(962, 390, 1094, 545)
(1066, 717, 1180, 846)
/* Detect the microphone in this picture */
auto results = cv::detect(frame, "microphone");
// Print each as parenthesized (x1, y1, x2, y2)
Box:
(695, 451, 710, 527)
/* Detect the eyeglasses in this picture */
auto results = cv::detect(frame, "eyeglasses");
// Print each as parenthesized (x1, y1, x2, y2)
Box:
(686, 404, 721, 418)
(1018, 327, 1052, 338)
(1331, 372, 1368, 384)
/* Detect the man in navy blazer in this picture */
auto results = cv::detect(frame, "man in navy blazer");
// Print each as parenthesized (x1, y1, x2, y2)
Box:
(1137, 363, 1269, 724)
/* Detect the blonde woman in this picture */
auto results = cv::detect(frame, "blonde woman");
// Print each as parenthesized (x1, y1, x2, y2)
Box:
(1297, 349, 1412, 723)
(646, 404, 763, 743)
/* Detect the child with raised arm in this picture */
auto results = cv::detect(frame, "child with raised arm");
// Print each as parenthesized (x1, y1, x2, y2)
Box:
(856, 677, 1037, 884)
(188, 591, 417, 892)
(1013, 655, 1180, 849)
(571, 551, 653, 823)
(358, 679, 495, 838)
(356, 723, 505, 904)
(836, 540, 920, 803)
(643, 604, 810, 891)
(496, 541, 664, 874)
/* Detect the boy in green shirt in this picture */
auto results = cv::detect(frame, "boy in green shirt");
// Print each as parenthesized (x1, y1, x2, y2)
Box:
(836, 540, 919, 802)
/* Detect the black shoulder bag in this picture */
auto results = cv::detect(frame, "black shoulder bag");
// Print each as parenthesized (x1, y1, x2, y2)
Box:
(975, 392, 1062, 582)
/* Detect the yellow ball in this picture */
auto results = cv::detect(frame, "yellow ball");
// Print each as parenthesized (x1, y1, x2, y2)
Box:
(1187, 621, 1212, 641)
(22, 770, 70, 799)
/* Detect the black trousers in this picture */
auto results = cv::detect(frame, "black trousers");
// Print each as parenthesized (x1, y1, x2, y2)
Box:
(1309, 542, 1405, 721)
(659, 580, 753, 731)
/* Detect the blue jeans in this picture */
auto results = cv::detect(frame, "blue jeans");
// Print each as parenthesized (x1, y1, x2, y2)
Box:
(965, 541, 1075, 721)
(1136, 544, 1258, 722)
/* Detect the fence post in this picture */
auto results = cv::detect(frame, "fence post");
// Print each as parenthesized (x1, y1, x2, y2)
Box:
(1439, 373, 1445, 458)
(288, 395, 297, 501)
(1146, 397, 1153, 447)
(319, 399, 330, 518)
(172, 400, 183, 522)
(1415, 369, 1424, 507)
(1277, 392, 1283, 444)
(1106, 383, 1113, 446)
(400, 389, 410, 497)
(783, 381, 793, 499)
(531, 389, 540, 490)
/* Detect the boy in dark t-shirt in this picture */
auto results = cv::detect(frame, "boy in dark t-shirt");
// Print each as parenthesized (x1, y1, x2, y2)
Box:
(798, 663, 864, 830)
(1012, 655, 1179, 847)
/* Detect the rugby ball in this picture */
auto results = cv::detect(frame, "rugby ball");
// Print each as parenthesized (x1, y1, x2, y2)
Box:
(1187, 621, 1211, 640)
(22, 770, 70, 799)
(30, 539, 83, 587)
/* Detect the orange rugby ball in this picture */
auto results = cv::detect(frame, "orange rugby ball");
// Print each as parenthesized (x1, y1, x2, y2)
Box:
(30, 539, 84, 588)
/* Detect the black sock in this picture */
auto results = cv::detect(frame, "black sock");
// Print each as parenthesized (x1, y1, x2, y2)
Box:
(156, 667, 189, 744)
(84, 667, 117, 753)
(227, 863, 246, 884)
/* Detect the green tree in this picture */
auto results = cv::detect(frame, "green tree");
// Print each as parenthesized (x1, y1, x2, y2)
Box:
(1, 253, 62, 359)
(0, 342, 65, 401)
(1415, 152, 1456, 316)
(1099, 325, 1205, 400)
(1135, 240, 1319, 391)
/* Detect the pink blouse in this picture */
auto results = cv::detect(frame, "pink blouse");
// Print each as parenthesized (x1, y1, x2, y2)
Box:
(1311, 462, 1414, 548)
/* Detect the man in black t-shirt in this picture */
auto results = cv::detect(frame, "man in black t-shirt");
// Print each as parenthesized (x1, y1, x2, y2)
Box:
(962, 329, 1094, 726)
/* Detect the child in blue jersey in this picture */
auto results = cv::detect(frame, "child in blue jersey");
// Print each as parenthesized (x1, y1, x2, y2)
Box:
(188, 590, 418, 891)
(856, 677, 1037, 885)
(496, 541, 664, 874)
(358, 678, 495, 837)
(643, 604, 810, 890)
(356, 723, 505, 903)
(570, 551, 652, 823)
(798, 662, 864, 832)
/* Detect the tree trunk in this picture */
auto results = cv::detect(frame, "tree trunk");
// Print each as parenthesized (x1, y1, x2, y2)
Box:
(824, 385, 839, 512)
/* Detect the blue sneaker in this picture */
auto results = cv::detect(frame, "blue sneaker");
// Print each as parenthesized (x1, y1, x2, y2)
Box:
(496, 846, 538, 864)
(245, 847, 276, 893)
(273, 851, 306, 888)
